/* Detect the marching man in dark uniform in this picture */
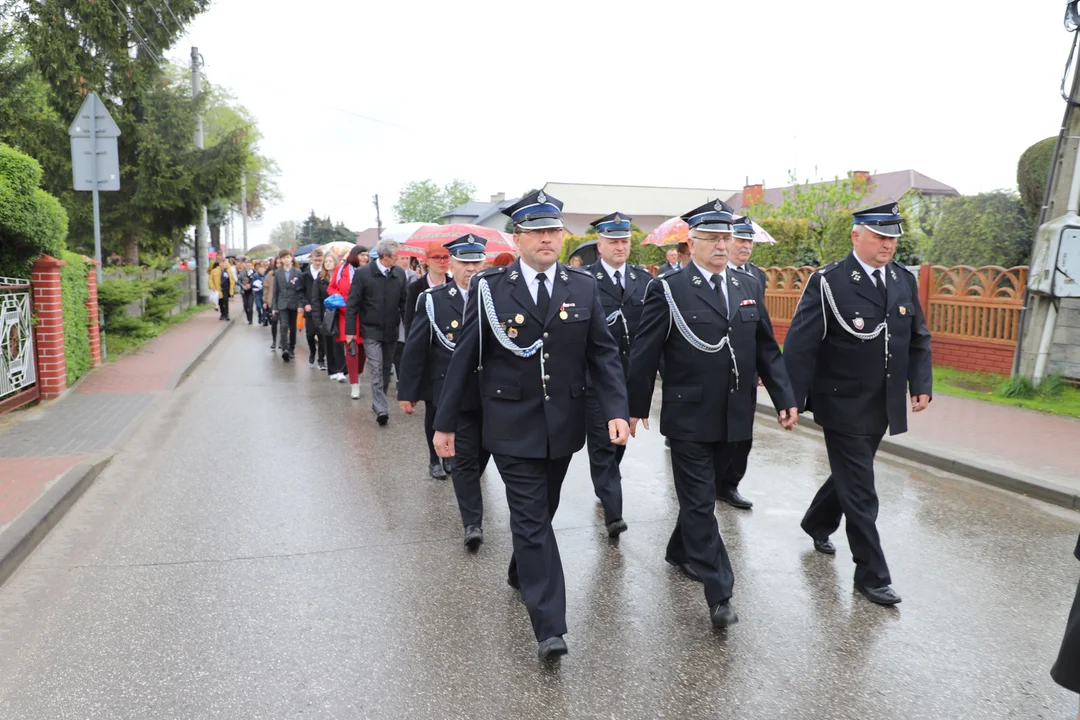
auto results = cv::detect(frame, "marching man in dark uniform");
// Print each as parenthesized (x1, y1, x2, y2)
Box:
(716, 216, 770, 510)
(432, 190, 630, 660)
(399, 235, 491, 549)
(783, 202, 933, 606)
(628, 199, 798, 629)
(583, 212, 650, 538)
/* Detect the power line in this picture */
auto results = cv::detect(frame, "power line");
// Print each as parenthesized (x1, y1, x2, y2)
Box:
(329, 106, 411, 131)
(125, 4, 162, 59)
(158, 0, 184, 33)
(144, 0, 176, 35)
(107, 0, 161, 63)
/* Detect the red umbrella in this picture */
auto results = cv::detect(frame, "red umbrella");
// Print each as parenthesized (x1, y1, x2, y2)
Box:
(642, 216, 689, 246)
(399, 223, 517, 258)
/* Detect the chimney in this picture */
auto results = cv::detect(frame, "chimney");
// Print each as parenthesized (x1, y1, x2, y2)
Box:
(743, 183, 764, 206)
(490, 192, 505, 203)
(852, 170, 871, 186)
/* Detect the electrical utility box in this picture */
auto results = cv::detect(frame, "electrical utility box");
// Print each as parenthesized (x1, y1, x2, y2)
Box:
(1028, 213, 1080, 297)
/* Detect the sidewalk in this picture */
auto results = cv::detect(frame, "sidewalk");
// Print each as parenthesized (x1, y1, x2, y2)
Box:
(0, 304, 233, 585)
(758, 391, 1080, 509)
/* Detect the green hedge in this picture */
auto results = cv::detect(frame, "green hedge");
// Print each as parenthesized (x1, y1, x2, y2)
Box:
(928, 191, 1034, 268)
(58, 250, 91, 386)
(0, 143, 68, 278)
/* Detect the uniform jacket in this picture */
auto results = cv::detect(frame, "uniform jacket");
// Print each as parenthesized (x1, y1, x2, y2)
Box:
(345, 260, 408, 343)
(782, 252, 933, 436)
(399, 282, 479, 409)
(433, 260, 628, 459)
(272, 266, 305, 311)
(404, 273, 454, 333)
(627, 263, 795, 443)
(584, 260, 650, 378)
(731, 261, 770, 390)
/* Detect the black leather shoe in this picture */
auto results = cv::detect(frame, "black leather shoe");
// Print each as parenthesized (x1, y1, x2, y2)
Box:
(270, 341, 276, 350)
(376, 413, 388, 426)
(813, 538, 836, 555)
(606, 519, 628, 538)
(665, 555, 702, 583)
(464, 525, 483, 550)
(282, 350, 290, 362)
(442, 458, 452, 475)
(855, 583, 901, 606)
(710, 601, 738, 628)
(429, 462, 447, 479)
(537, 636, 568, 661)
(718, 487, 753, 509)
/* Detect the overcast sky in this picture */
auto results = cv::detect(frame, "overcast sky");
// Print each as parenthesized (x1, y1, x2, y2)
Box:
(169, 0, 1072, 248)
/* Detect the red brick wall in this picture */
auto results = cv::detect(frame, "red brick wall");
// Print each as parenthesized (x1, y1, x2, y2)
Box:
(773, 320, 791, 346)
(83, 257, 102, 367)
(31, 255, 67, 399)
(931, 336, 1014, 375)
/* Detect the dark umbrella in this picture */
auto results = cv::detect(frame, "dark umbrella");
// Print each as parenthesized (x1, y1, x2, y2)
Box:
(569, 240, 598, 266)
(294, 243, 319, 257)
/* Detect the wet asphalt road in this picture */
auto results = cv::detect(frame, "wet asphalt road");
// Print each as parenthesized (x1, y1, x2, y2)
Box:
(1, 322, 1079, 719)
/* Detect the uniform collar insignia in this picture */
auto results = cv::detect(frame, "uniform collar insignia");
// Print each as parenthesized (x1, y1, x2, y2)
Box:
(731, 276, 739, 287)
(692, 275, 703, 286)
(851, 270, 861, 282)
(596, 271, 604, 279)
(448, 286, 457, 296)
(560, 269, 569, 282)
(890, 268, 898, 281)
(629, 271, 636, 280)
(509, 269, 519, 281)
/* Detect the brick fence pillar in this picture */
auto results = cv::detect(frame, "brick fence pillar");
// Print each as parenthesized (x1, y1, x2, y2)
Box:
(31, 254, 68, 399)
(82, 256, 102, 367)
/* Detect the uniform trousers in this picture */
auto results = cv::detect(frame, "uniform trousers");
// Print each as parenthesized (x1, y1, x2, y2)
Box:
(585, 389, 624, 524)
(720, 438, 752, 490)
(450, 408, 489, 528)
(1053, 575, 1080, 693)
(802, 429, 891, 588)
(364, 340, 395, 415)
(666, 439, 737, 607)
(497, 453, 572, 641)
(423, 402, 439, 466)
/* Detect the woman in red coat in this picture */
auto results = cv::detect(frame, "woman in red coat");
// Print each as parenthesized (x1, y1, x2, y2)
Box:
(329, 245, 369, 398)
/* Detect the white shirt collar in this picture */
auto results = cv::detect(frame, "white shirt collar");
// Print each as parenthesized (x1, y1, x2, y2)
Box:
(853, 254, 886, 285)
(519, 260, 554, 287)
(310, 265, 319, 278)
(377, 261, 391, 276)
(600, 259, 626, 282)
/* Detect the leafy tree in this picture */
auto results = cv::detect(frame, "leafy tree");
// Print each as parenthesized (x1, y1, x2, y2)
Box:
(394, 178, 476, 223)
(744, 218, 814, 268)
(1017, 136, 1056, 222)
(928, 191, 1034, 268)
(753, 172, 869, 260)
(268, 220, 298, 249)
(0, 142, 69, 277)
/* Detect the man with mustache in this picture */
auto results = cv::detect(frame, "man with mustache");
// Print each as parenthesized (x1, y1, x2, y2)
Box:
(628, 199, 797, 629)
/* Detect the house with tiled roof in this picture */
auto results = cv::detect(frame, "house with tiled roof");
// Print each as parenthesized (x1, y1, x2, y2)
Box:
(726, 170, 959, 212)
(439, 193, 520, 231)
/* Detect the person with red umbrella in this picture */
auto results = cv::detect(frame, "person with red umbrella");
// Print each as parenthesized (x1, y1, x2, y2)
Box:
(328, 245, 369, 393)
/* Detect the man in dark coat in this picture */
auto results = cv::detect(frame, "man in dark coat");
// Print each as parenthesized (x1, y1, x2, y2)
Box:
(301, 249, 327, 369)
(717, 216, 771, 509)
(400, 235, 490, 548)
(628, 199, 797, 630)
(272, 249, 306, 362)
(345, 239, 409, 426)
(432, 190, 629, 661)
(657, 247, 681, 276)
(582, 212, 650, 538)
(783, 202, 933, 607)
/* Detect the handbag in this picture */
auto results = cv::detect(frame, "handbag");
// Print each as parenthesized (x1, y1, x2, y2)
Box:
(322, 307, 338, 336)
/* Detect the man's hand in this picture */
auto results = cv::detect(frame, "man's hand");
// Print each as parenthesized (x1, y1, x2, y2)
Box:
(777, 407, 799, 430)
(609, 418, 630, 446)
(399, 400, 415, 415)
(912, 394, 931, 412)
(433, 431, 455, 458)
(304, 304, 312, 312)
(629, 417, 650, 437)
(345, 335, 355, 343)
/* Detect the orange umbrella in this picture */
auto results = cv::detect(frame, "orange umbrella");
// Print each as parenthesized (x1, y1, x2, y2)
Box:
(642, 216, 689, 246)
(400, 223, 517, 258)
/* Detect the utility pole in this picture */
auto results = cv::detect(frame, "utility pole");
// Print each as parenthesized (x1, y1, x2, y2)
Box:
(373, 194, 383, 239)
(192, 46, 210, 303)
(240, 171, 249, 252)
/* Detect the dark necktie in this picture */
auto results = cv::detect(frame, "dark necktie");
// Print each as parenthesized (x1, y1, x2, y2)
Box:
(711, 273, 728, 318)
(536, 272, 550, 319)
(613, 270, 623, 300)
(874, 269, 887, 304)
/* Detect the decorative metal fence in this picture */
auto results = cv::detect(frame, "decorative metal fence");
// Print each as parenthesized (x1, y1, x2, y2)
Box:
(0, 276, 38, 412)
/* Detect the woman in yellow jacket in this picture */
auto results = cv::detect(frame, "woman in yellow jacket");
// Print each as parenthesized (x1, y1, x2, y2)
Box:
(208, 259, 237, 321)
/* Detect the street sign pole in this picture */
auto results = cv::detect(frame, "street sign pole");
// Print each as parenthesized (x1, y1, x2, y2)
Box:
(89, 94, 103, 284)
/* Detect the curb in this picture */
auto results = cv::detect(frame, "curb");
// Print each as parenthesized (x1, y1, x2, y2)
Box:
(0, 452, 113, 588)
(755, 403, 1080, 511)
(166, 314, 234, 390)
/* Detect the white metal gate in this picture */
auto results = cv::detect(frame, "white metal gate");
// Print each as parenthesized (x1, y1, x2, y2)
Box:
(0, 277, 37, 409)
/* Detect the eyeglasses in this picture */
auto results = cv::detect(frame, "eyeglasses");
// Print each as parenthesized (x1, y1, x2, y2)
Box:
(427, 255, 450, 261)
